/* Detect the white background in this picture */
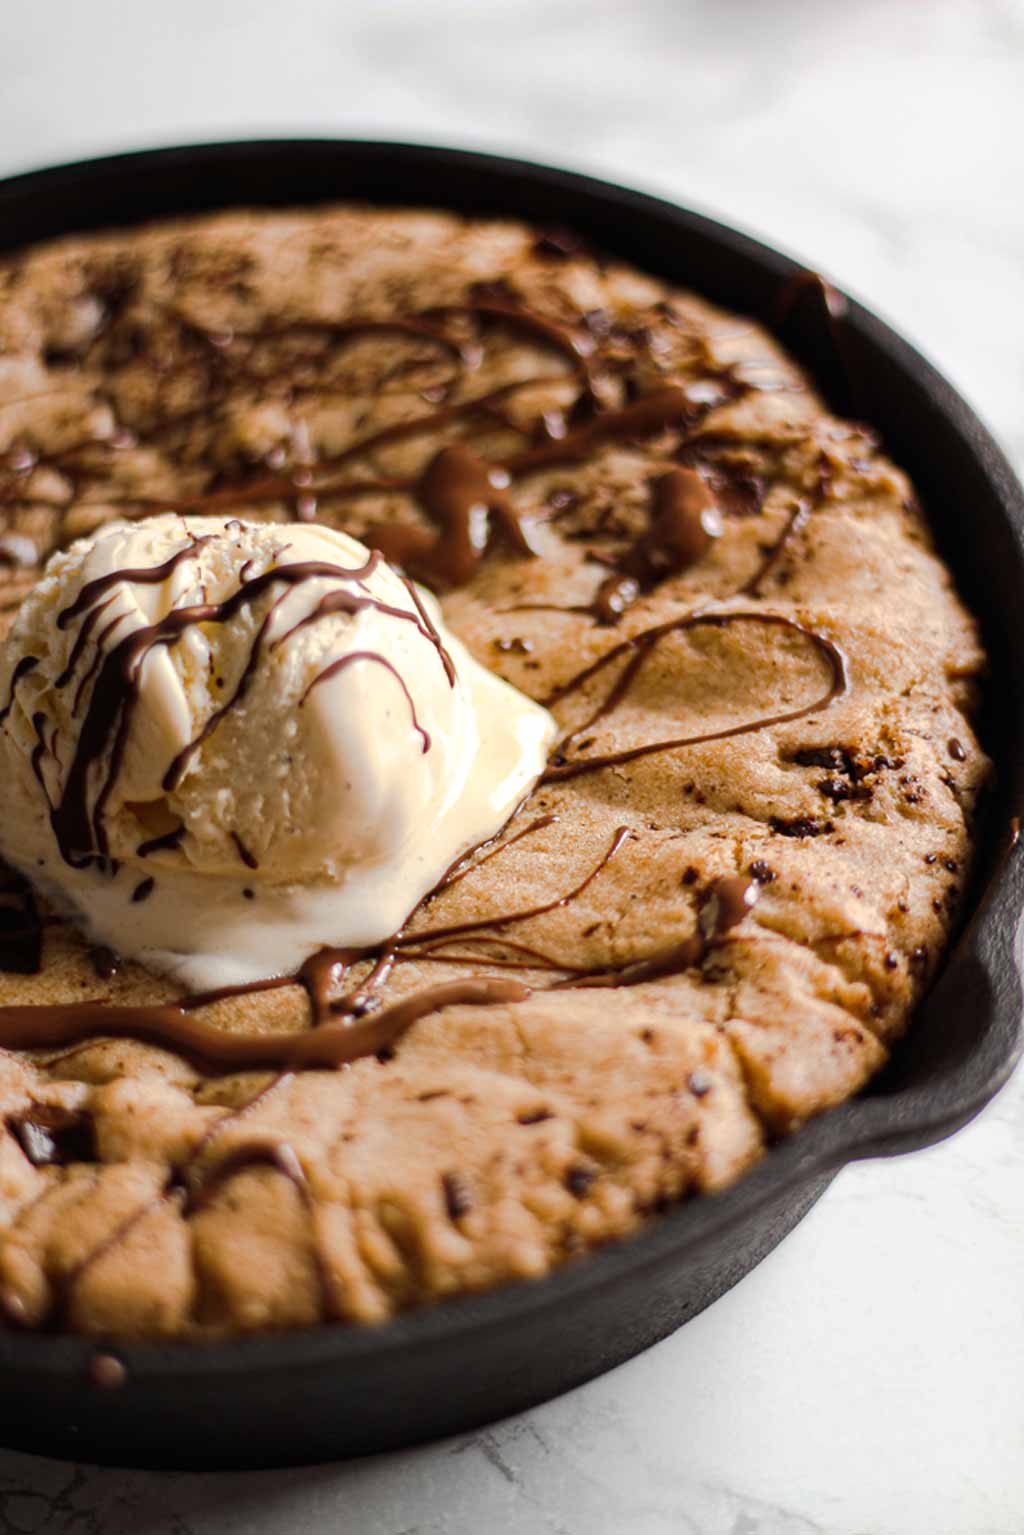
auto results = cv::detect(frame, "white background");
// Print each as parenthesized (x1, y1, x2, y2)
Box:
(0, 3, 1021, 1532)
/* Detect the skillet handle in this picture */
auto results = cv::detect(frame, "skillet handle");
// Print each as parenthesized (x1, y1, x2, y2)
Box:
(829, 835, 1024, 1164)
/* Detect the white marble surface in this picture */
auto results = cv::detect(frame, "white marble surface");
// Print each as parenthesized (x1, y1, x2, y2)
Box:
(0, 2, 1022, 1531)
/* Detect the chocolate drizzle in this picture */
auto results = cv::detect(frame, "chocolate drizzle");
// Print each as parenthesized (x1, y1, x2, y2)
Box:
(0, 283, 754, 609)
(0, 977, 529, 1071)
(300, 650, 430, 750)
(592, 467, 726, 624)
(40, 545, 452, 870)
(0, 655, 38, 725)
(136, 825, 184, 858)
(56, 535, 216, 632)
(370, 444, 537, 588)
(553, 874, 759, 990)
(541, 610, 849, 782)
(0, 241, 865, 1133)
(398, 825, 631, 951)
(230, 831, 259, 870)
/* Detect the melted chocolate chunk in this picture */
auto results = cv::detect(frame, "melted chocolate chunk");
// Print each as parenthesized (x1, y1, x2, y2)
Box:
(494, 635, 533, 655)
(89, 945, 120, 980)
(639, 468, 724, 575)
(565, 1163, 596, 1198)
(368, 444, 537, 587)
(698, 875, 758, 938)
(9, 1107, 96, 1167)
(593, 573, 640, 625)
(534, 228, 585, 260)
(816, 776, 870, 805)
(441, 1170, 474, 1221)
(771, 816, 834, 838)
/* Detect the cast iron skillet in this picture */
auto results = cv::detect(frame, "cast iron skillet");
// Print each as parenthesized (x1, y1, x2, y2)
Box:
(0, 141, 1020, 1470)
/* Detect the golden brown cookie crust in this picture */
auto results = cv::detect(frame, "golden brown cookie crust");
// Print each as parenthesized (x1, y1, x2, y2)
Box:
(0, 205, 988, 1337)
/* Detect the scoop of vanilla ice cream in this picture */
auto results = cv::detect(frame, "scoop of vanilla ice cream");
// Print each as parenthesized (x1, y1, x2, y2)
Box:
(0, 514, 556, 988)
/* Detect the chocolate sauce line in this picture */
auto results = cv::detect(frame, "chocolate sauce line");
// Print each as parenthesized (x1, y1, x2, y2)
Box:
(394, 826, 631, 950)
(0, 978, 529, 1070)
(0, 655, 39, 726)
(55, 592, 118, 689)
(541, 610, 849, 782)
(399, 576, 458, 685)
(64, 1186, 178, 1302)
(504, 386, 691, 476)
(183, 1070, 292, 1177)
(230, 830, 259, 870)
(57, 535, 216, 630)
(29, 712, 53, 805)
(179, 935, 399, 1029)
(427, 300, 591, 371)
(228, 313, 470, 385)
(388, 866, 762, 995)
(160, 585, 293, 793)
(399, 934, 592, 975)
(433, 813, 558, 895)
(44, 548, 453, 865)
(159, 373, 568, 520)
(331, 942, 397, 1017)
(301, 649, 430, 752)
(181, 1140, 307, 1216)
(136, 825, 185, 858)
(550, 873, 759, 989)
(72, 608, 129, 717)
(742, 500, 812, 598)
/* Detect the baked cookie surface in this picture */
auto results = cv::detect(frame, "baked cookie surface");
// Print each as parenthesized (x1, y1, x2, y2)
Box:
(0, 206, 987, 1336)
